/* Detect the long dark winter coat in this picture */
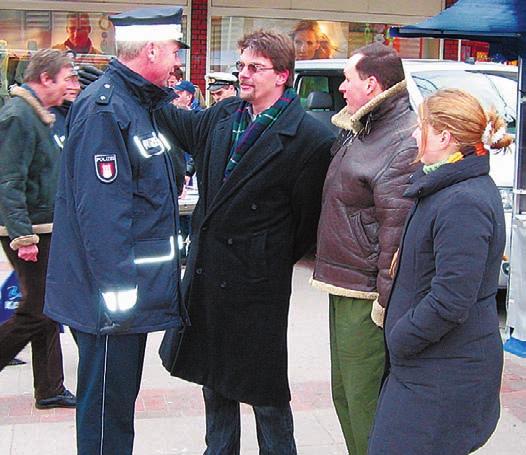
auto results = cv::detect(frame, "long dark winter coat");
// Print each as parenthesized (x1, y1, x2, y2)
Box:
(157, 96, 334, 406)
(368, 154, 505, 455)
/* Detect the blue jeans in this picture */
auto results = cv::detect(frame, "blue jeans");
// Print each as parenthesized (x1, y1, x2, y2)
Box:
(203, 387, 297, 455)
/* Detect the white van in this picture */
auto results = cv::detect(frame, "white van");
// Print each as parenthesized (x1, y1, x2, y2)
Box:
(295, 59, 518, 288)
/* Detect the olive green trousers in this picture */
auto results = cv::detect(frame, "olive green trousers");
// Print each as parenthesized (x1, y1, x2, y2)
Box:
(329, 295, 385, 455)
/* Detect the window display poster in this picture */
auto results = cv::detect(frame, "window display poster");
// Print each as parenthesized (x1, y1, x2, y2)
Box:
(210, 16, 437, 72)
(0, 10, 116, 56)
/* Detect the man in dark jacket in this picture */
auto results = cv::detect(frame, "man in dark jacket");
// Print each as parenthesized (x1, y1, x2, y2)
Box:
(0, 49, 78, 409)
(310, 43, 419, 455)
(44, 7, 188, 455)
(50, 66, 80, 149)
(158, 30, 333, 454)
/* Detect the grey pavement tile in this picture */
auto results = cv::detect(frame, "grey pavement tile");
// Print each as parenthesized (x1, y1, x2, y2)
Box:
(8, 421, 76, 455)
(311, 408, 346, 444)
(474, 412, 526, 454)
(134, 416, 206, 454)
(0, 425, 13, 454)
(294, 411, 338, 447)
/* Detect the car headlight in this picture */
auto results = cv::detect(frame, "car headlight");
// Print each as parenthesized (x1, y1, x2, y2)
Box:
(498, 187, 513, 212)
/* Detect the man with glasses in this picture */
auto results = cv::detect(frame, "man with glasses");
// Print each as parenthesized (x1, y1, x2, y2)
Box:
(158, 30, 334, 454)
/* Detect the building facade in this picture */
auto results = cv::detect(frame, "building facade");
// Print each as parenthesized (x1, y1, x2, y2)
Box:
(1, 1, 452, 94)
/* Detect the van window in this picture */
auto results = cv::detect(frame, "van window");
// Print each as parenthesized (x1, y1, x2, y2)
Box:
(297, 76, 329, 108)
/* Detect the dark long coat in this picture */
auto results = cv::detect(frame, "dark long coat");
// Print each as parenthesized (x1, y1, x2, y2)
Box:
(368, 155, 505, 455)
(157, 97, 334, 406)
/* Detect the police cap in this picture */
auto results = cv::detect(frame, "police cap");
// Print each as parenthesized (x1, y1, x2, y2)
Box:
(109, 7, 189, 49)
(206, 72, 237, 92)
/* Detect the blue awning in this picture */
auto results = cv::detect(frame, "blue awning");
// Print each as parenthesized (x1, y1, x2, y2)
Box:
(391, 0, 526, 55)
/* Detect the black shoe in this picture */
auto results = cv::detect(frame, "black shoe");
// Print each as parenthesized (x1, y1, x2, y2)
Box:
(7, 357, 26, 366)
(35, 389, 76, 410)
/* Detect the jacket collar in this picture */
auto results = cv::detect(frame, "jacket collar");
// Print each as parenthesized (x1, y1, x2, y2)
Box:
(9, 84, 55, 125)
(331, 79, 408, 135)
(405, 154, 490, 199)
(106, 58, 175, 110)
(202, 96, 305, 220)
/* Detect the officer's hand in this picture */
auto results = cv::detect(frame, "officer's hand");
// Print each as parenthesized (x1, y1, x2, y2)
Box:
(78, 65, 104, 89)
(18, 244, 38, 262)
(99, 288, 137, 335)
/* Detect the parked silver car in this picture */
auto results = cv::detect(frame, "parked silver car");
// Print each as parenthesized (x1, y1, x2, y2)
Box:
(295, 58, 518, 288)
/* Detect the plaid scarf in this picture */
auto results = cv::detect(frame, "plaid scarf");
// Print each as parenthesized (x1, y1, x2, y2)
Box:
(224, 88, 296, 180)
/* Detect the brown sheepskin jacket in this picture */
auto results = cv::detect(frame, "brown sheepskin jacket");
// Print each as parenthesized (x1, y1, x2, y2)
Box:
(311, 80, 419, 325)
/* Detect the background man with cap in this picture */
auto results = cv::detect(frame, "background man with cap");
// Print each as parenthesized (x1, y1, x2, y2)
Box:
(171, 79, 201, 263)
(206, 71, 238, 103)
(158, 30, 334, 454)
(172, 79, 200, 110)
(44, 7, 188, 454)
(0, 49, 78, 410)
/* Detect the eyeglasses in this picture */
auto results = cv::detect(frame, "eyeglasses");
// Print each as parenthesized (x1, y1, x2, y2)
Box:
(235, 61, 275, 74)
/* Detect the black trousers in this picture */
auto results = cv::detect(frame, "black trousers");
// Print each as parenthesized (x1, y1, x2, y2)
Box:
(72, 330, 147, 455)
(0, 234, 66, 400)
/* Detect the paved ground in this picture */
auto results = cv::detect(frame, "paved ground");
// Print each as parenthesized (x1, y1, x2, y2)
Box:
(0, 256, 525, 454)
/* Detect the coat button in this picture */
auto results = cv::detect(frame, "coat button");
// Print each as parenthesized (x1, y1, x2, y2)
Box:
(251, 203, 258, 211)
(196, 268, 203, 275)
(220, 281, 227, 289)
(227, 238, 233, 245)
(202, 225, 208, 231)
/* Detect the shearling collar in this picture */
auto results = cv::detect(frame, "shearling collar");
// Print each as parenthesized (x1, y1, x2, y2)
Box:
(331, 80, 407, 134)
(9, 85, 55, 126)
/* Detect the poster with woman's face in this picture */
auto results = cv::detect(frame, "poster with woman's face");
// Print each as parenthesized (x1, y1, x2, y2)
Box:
(290, 20, 348, 60)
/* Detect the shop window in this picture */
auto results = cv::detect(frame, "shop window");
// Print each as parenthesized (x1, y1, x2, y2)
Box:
(0, 8, 188, 101)
(209, 16, 440, 74)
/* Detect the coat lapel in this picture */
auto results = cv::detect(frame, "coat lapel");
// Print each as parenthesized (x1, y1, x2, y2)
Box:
(203, 98, 305, 221)
(205, 115, 235, 209)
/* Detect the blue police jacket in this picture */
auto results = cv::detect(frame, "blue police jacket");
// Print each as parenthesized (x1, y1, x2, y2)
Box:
(44, 59, 183, 335)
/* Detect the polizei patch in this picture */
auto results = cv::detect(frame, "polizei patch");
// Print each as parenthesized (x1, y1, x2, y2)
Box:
(94, 154, 118, 183)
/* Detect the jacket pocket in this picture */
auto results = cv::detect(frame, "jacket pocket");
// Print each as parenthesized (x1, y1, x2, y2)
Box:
(348, 211, 378, 260)
(134, 237, 178, 311)
(247, 231, 268, 282)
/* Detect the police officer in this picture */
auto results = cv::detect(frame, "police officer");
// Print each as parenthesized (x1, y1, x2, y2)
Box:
(205, 71, 238, 103)
(44, 7, 188, 455)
